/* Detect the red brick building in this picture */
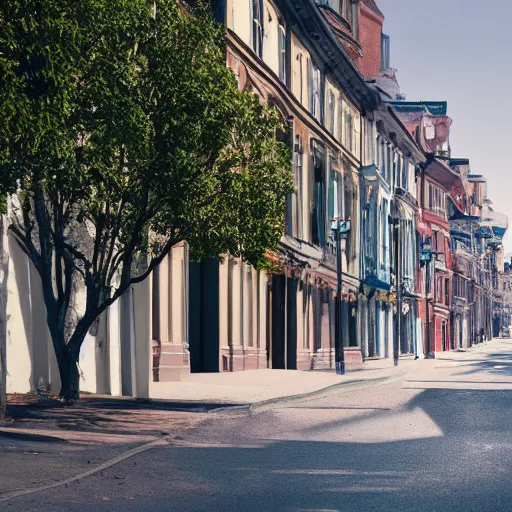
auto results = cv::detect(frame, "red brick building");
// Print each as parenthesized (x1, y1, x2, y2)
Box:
(393, 101, 456, 356)
(357, 0, 386, 78)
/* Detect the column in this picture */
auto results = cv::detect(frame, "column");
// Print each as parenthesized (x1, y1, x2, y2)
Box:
(157, 244, 189, 382)
(219, 256, 230, 370)
(257, 270, 268, 368)
(158, 254, 170, 343)
(296, 281, 306, 369)
(228, 256, 244, 371)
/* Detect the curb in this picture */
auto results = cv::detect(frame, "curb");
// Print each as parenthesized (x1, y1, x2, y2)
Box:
(210, 368, 408, 415)
(0, 438, 168, 502)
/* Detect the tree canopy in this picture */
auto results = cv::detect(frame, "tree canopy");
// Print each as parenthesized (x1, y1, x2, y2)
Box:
(0, 0, 292, 399)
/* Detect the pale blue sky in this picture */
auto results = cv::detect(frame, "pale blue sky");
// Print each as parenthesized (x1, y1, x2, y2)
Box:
(378, 0, 512, 251)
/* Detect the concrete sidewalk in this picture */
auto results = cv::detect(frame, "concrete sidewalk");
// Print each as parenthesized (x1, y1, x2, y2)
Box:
(0, 395, 207, 500)
(149, 357, 410, 406)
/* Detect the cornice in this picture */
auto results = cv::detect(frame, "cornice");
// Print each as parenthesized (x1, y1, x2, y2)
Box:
(277, 0, 379, 113)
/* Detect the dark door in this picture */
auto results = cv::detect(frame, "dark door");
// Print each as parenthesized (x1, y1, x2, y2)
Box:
(271, 274, 286, 369)
(189, 259, 220, 373)
(271, 274, 298, 370)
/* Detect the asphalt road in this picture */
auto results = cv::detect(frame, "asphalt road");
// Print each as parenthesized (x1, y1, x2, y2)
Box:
(7, 342, 512, 512)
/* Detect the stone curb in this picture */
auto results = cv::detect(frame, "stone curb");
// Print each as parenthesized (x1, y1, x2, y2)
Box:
(0, 438, 167, 502)
(210, 368, 408, 415)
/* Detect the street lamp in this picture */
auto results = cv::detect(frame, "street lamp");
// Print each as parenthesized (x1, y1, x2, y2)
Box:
(331, 217, 351, 375)
(420, 239, 444, 358)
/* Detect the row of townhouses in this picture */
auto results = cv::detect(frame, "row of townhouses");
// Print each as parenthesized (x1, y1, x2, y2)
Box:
(5, 0, 510, 398)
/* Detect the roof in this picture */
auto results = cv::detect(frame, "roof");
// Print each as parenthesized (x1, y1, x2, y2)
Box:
(361, 0, 384, 18)
(449, 158, 470, 166)
(388, 101, 448, 117)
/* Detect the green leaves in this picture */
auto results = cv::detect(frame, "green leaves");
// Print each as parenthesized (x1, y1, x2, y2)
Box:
(0, 0, 292, 292)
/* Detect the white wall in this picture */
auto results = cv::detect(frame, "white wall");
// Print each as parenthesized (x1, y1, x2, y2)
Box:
(227, 0, 252, 47)
(6, 231, 153, 399)
(262, 0, 280, 75)
(6, 238, 58, 394)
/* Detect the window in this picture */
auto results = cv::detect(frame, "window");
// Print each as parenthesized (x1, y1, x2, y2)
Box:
(445, 278, 450, 305)
(436, 276, 443, 303)
(344, 108, 353, 151)
(252, 0, 264, 57)
(297, 53, 304, 104)
(401, 157, 408, 190)
(395, 154, 401, 189)
(386, 145, 392, 184)
(381, 200, 388, 273)
(309, 60, 321, 120)
(328, 168, 341, 221)
(328, 91, 336, 135)
(294, 135, 303, 239)
(364, 119, 375, 165)
(343, 0, 352, 24)
(278, 24, 286, 82)
(311, 147, 326, 247)
(426, 181, 447, 217)
(381, 34, 390, 71)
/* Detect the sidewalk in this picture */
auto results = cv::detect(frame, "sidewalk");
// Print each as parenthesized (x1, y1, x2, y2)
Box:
(0, 395, 207, 500)
(149, 357, 409, 406)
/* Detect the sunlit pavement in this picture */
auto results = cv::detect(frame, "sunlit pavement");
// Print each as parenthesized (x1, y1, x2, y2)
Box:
(8, 340, 512, 512)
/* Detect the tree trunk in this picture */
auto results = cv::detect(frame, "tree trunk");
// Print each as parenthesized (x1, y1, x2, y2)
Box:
(0, 212, 9, 420)
(56, 344, 81, 402)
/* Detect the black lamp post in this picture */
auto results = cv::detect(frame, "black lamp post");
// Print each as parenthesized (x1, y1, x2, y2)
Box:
(331, 217, 351, 375)
(420, 239, 445, 357)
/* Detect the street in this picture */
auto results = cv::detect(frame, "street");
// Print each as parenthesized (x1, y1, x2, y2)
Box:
(4, 341, 512, 511)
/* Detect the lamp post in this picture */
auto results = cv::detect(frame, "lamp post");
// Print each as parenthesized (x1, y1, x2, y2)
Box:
(393, 216, 400, 366)
(331, 217, 351, 375)
(421, 240, 433, 357)
(420, 239, 444, 357)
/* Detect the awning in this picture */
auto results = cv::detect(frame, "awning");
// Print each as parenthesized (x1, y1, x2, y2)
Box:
(449, 211, 481, 222)
(362, 274, 392, 291)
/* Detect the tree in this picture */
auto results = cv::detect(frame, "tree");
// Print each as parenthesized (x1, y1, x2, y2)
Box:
(0, 208, 8, 420)
(0, 0, 292, 401)
(0, 39, 22, 418)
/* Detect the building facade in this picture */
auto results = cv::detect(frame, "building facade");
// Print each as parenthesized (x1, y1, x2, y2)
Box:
(3, 0, 510, 399)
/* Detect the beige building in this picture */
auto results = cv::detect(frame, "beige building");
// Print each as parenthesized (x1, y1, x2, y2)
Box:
(6, 0, 384, 397)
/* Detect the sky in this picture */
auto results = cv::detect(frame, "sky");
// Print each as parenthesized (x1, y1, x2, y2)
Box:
(377, 0, 512, 252)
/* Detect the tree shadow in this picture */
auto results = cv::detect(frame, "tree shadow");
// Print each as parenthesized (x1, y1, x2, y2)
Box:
(119, 388, 512, 512)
